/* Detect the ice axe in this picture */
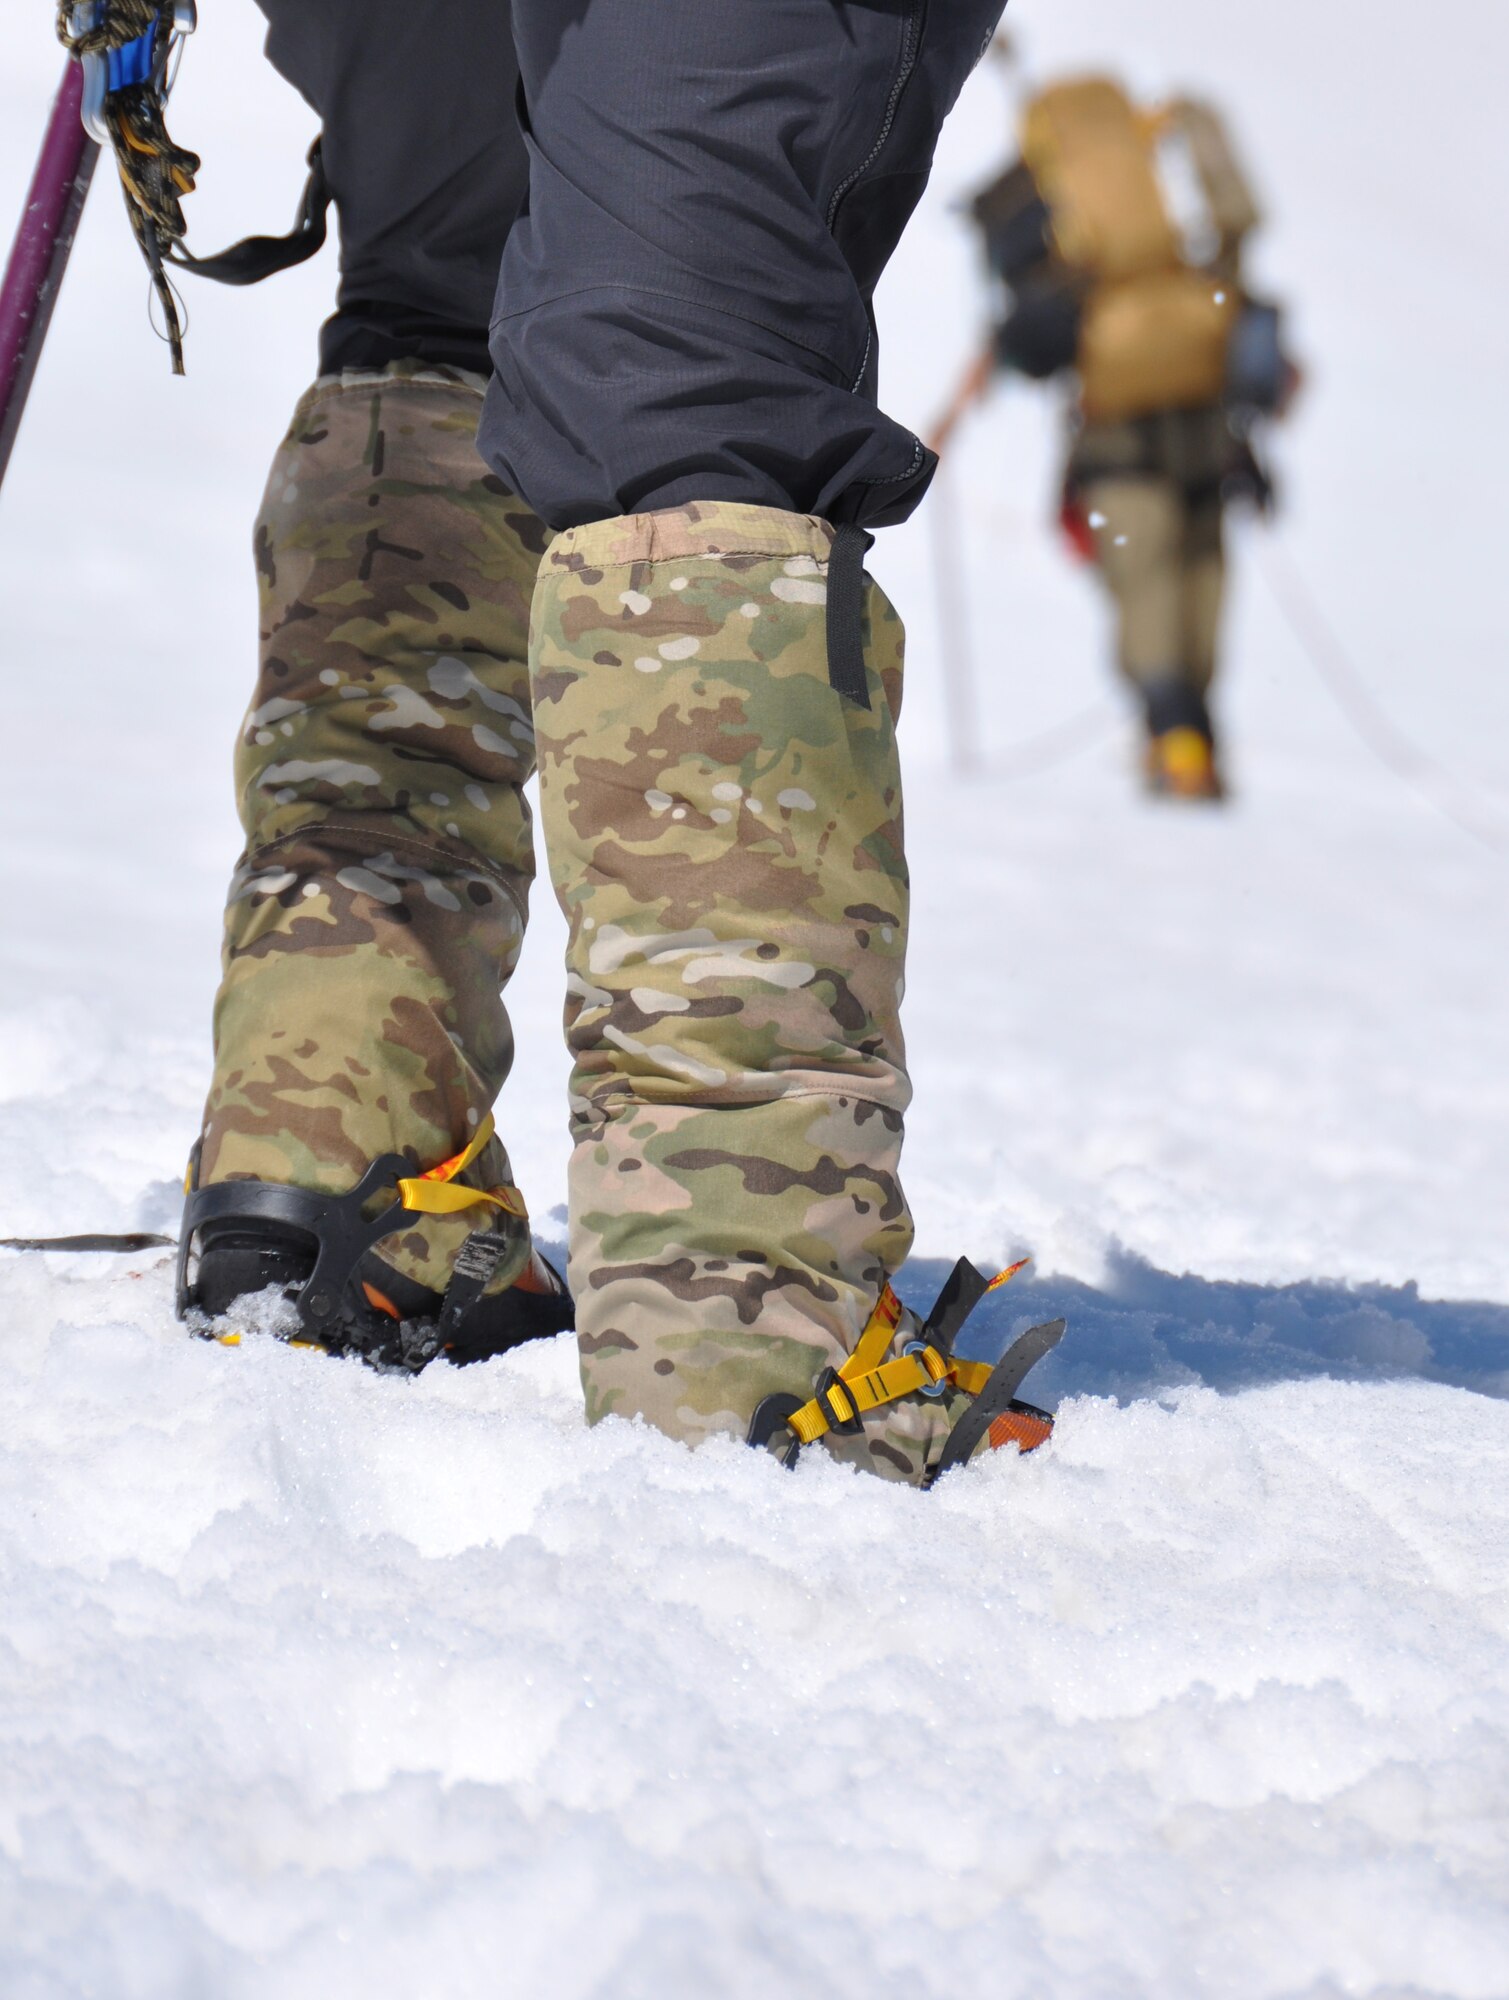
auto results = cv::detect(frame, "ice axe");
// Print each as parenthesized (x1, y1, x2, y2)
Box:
(0, 61, 98, 496)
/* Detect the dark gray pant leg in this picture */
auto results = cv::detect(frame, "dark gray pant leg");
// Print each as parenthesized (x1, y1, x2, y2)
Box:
(483, 0, 1006, 531)
(255, 0, 526, 374)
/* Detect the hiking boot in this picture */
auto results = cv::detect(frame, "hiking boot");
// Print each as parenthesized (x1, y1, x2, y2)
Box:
(1145, 723, 1225, 799)
(188, 365, 558, 1365)
(1141, 676, 1225, 800)
(181, 1131, 573, 1373)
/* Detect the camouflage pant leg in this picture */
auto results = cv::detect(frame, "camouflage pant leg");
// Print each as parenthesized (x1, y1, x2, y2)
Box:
(199, 364, 549, 1295)
(529, 501, 962, 1484)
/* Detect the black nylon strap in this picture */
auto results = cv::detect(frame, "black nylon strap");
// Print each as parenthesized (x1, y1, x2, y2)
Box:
(825, 522, 874, 708)
(435, 1228, 509, 1344)
(169, 138, 330, 287)
(921, 1256, 992, 1358)
(923, 1318, 1066, 1488)
(745, 1393, 805, 1468)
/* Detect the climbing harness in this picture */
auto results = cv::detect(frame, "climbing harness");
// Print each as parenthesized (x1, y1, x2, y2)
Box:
(746, 1255, 1064, 1480)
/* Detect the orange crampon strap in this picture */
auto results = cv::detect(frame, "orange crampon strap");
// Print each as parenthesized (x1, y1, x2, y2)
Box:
(783, 1259, 1035, 1448)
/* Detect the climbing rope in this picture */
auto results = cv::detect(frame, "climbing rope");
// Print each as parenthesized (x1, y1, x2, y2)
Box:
(926, 447, 1118, 782)
(1255, 533, 1509, 859)
(57, 2, 200, 371)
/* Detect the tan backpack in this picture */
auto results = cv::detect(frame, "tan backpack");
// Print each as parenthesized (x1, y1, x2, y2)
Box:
(1017, 78, 1258, 422)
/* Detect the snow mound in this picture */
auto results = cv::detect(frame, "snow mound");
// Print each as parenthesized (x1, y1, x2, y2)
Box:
(1, 1257, 1506, 1999)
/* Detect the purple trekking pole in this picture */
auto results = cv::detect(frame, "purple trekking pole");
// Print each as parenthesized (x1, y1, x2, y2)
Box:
(0, 61, 99, 493)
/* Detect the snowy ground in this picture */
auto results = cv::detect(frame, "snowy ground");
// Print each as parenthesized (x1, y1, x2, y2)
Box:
(1, 4, 1507, 1997)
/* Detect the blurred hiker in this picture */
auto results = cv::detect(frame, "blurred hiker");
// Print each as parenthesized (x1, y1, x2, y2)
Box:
(60, 1, 1065, 1480)
(934, 75, 1299, 799)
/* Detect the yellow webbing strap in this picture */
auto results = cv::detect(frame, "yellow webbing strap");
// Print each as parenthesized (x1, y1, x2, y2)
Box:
(952, 1358, 995, 1397)
(846, 1281, 905, 1373)
(785, 1270, 1021, 1446)
(395, 1114, 529, 1222)
(181, 1117, 528, 1225)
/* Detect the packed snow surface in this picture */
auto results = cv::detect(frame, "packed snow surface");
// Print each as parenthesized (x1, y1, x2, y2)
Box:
(4, 1266, 1509, 2000)
(2, 3, 1507, 1996)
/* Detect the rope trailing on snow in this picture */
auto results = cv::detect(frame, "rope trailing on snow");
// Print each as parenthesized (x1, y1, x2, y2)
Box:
(1256, 533, 1509, 859)
(0, 1233, 175, 1252)
(987, 698, 1119, 778)
(926, 449, 1119, 782)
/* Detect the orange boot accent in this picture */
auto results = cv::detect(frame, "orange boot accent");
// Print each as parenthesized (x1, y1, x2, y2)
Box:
(1146, 725, 1225, 800)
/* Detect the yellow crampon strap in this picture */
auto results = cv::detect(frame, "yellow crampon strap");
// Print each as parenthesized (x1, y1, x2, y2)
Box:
(179, 1120, 527, 1220)
(784, 1262, 1027, 1446)
(395, 1115, 529, 1223)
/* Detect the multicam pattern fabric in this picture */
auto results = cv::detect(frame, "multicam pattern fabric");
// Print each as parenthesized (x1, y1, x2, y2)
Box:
(199, 364, 548, 1296)
(529, 501, 963, 1482)
(200, 433, 970, 1480)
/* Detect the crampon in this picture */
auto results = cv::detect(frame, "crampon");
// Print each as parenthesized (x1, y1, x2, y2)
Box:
(747, 1256, 1064, 1481)
(175, 1114, 572, 1374)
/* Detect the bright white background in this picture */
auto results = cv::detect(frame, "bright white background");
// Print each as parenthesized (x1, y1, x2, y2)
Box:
(0, 6, 1506, 1996)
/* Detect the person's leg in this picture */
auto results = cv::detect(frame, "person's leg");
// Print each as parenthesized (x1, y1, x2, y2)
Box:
(492, 1, 1008, 1480)
(255, 0, 527, 377)
(484, 0, 1001, 529)
(1079, 475, 1187, 706)
(529, 503, 951, 1478)
(187, 12, 565, 1344)
(1077, 473, 1221, 797)
(1181, 490, 1227, 700)
(196, 364, 549, 1311)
